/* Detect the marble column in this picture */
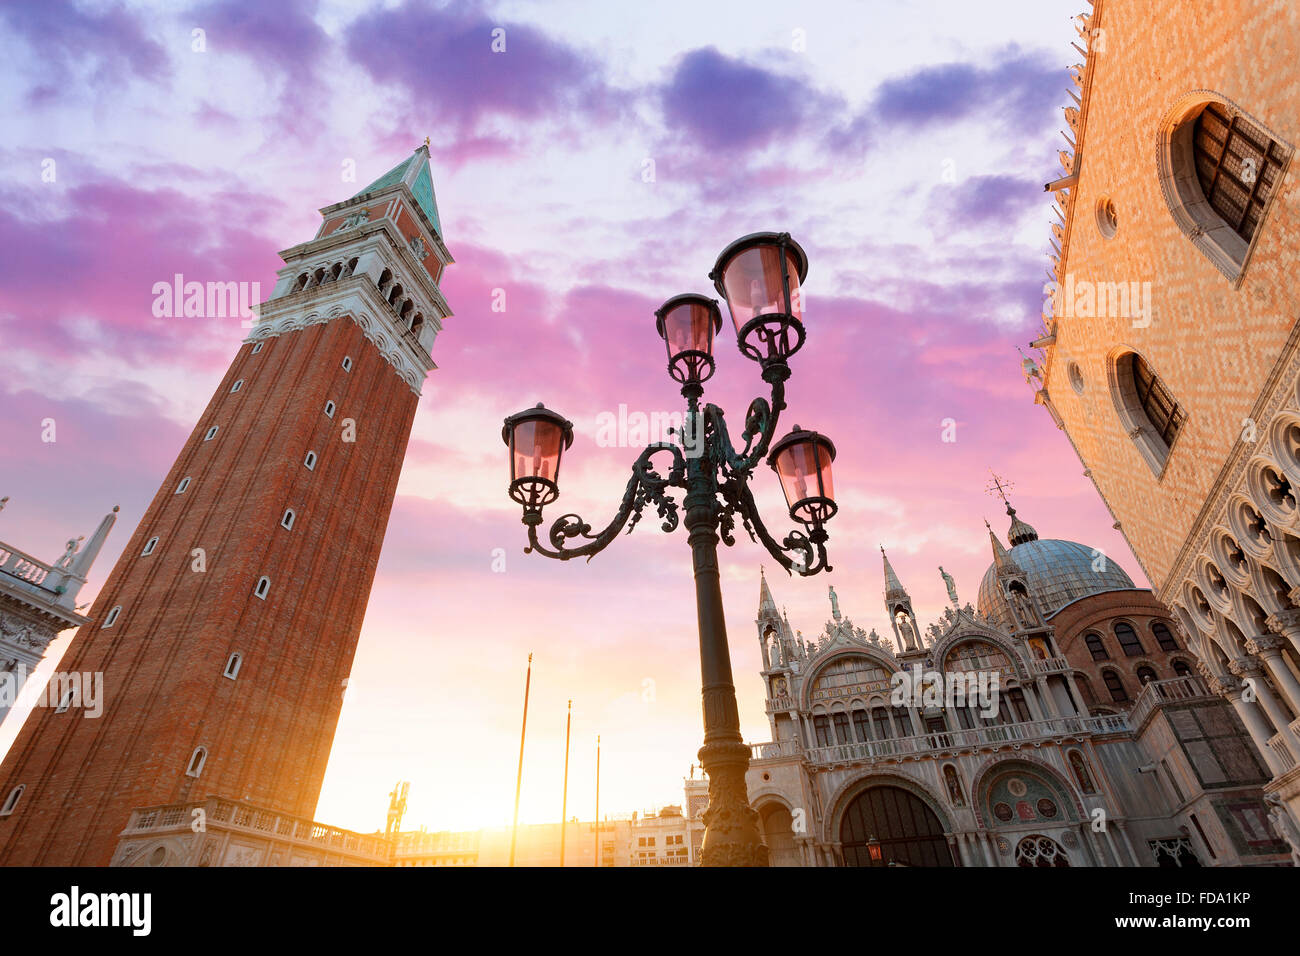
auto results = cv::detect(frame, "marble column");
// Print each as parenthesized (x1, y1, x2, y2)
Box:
(1248, 634, 1300, 718)
(1230, 657, 1300, 757)
(1215, 674, 1288, 776)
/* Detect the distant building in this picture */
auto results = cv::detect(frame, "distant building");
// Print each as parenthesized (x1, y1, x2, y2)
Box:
(0, 499, 116, 730)
(743, 504, 1290, 866)
(1027, 0, 1300, 853)
(394, 781, 708, 867)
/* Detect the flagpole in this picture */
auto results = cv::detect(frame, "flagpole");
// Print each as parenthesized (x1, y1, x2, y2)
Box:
(560, 699, 572, 867)
(508, 653, 532, 867)
(594, 735, 600, 867)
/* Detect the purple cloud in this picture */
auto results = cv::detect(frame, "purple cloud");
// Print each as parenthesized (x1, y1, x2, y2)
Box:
(660, 47, 834, 153)
(344, 1, 619, 137)
(871, 47, 1063, 134)
(0, 0, 169, 99)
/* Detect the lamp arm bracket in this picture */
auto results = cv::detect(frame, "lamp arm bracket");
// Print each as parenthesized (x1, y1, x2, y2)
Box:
(732, 477, 831, 576)
(525, 443, 685, 561)
(705, 376, 786, 477)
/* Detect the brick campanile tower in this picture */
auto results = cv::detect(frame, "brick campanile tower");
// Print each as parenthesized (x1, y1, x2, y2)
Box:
(0, 146, 452, 866)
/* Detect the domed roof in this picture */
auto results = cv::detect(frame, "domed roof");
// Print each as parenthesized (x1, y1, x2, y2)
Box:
(977, 507, 1136, 631)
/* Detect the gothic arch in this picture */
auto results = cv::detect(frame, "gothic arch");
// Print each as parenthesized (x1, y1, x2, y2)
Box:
(1156, 89, 1292, 283)
(968, 754, 1087, 829)
(798, 648, 899, 711)
(933, 628, 1029, 681)
(821, 771, 953, 847)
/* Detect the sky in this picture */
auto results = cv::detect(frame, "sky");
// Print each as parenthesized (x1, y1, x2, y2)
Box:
(0, 0, 1141, 834)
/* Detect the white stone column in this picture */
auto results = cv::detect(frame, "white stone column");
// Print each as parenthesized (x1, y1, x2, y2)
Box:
(1217, 677, 1288, 776)
(1231, 657, 1300, 757)
(1248, 634, 1300, 717)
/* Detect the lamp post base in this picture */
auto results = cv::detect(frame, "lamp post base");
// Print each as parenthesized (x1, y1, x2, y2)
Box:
(698, 740, 769, 867)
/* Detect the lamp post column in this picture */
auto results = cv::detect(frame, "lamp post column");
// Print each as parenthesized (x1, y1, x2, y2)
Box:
(684, 406, 767, 867)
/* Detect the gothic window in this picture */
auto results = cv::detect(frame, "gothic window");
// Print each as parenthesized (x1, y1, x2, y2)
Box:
(324, 401, 336, 418)
(231, 379, 244, 393)
(813, 715, 831, 748)
(304, 451, 317, 470)
(1172, 659, 1193, 677)
(251, 342, 264, 354)
(1069, 750, 1096, 794)
(204, 426, 218, 441)
(1084, 633, 1109, 661)
(1153, 622, 1178, 651)
(0, 785, 24, 816)
(1115, 622, 1145, 656)
(1191, 102, 1285, 245)
(1103, 668, 1128, 702)
(377, 269, 392, 295)
(224, 653, 242, 680)
(104, 605, 121, 628)
(955, 707, 975, 730)
(1015, 835, 1070, 867)
(293, 273, 309, 293)
(1110, 350, 1184, 476)
(342, 356, 353, 372)
(254, 577, 270, 600)
(281, 509, 295, 530)
(892, 706, 914, 736)
(852, 709, 870, 741)
(142, 536, 158, 556)
(1126, 354, 1182, 450)
(186, 747, 207, 778)
(175, 477, 191, 494)
(872, 708, 893, 739)
(346, 258, 359, 277)
(832, 712, 850, 744)
(1137, 665, 1159, 685)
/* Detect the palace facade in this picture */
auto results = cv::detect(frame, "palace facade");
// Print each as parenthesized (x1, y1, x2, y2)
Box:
(1026, 0, 1300, 842)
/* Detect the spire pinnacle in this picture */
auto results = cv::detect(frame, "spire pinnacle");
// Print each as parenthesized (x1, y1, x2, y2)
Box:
(758, 568, 777, 613)
(987, 522, 1021, 574)
(881, 547, 907, 599)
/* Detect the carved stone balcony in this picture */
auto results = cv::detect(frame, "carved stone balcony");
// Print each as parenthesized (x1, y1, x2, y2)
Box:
(750, 713, 1129, 771)
(114, 798, 393, 867)
(1127, 675, 1214, 731)
(1028, 655, 1072, 676)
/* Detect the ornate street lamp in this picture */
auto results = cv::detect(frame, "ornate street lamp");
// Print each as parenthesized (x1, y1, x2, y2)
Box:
(502, 233, 837, 867)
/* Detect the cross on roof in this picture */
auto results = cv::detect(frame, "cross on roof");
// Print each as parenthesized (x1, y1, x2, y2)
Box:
(986, 470, 1014, 505)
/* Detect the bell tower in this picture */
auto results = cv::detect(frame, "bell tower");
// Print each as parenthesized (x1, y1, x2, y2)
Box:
(0, 145, 452, 866)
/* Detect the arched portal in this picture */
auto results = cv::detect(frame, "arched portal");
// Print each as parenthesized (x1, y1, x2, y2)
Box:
(757, 803, 799, 867)
(839, 785, 955, 867)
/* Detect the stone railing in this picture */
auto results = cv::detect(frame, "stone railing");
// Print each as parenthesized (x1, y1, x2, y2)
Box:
(1028, 655, 1072, 675)
(801, 713, 1128, 767)
(750, 738, 802, 761)
(125, 798, 390, 860)
(1267, 732, 1296, 772)
(1128, 675, 1212, 730)
(0, 542, 56, 591)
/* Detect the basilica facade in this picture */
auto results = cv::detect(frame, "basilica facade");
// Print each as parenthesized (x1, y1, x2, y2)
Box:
(743, 505, 1295, 867)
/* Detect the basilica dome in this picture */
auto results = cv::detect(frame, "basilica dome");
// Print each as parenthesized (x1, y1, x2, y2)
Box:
(977, 508, 1137, 632)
